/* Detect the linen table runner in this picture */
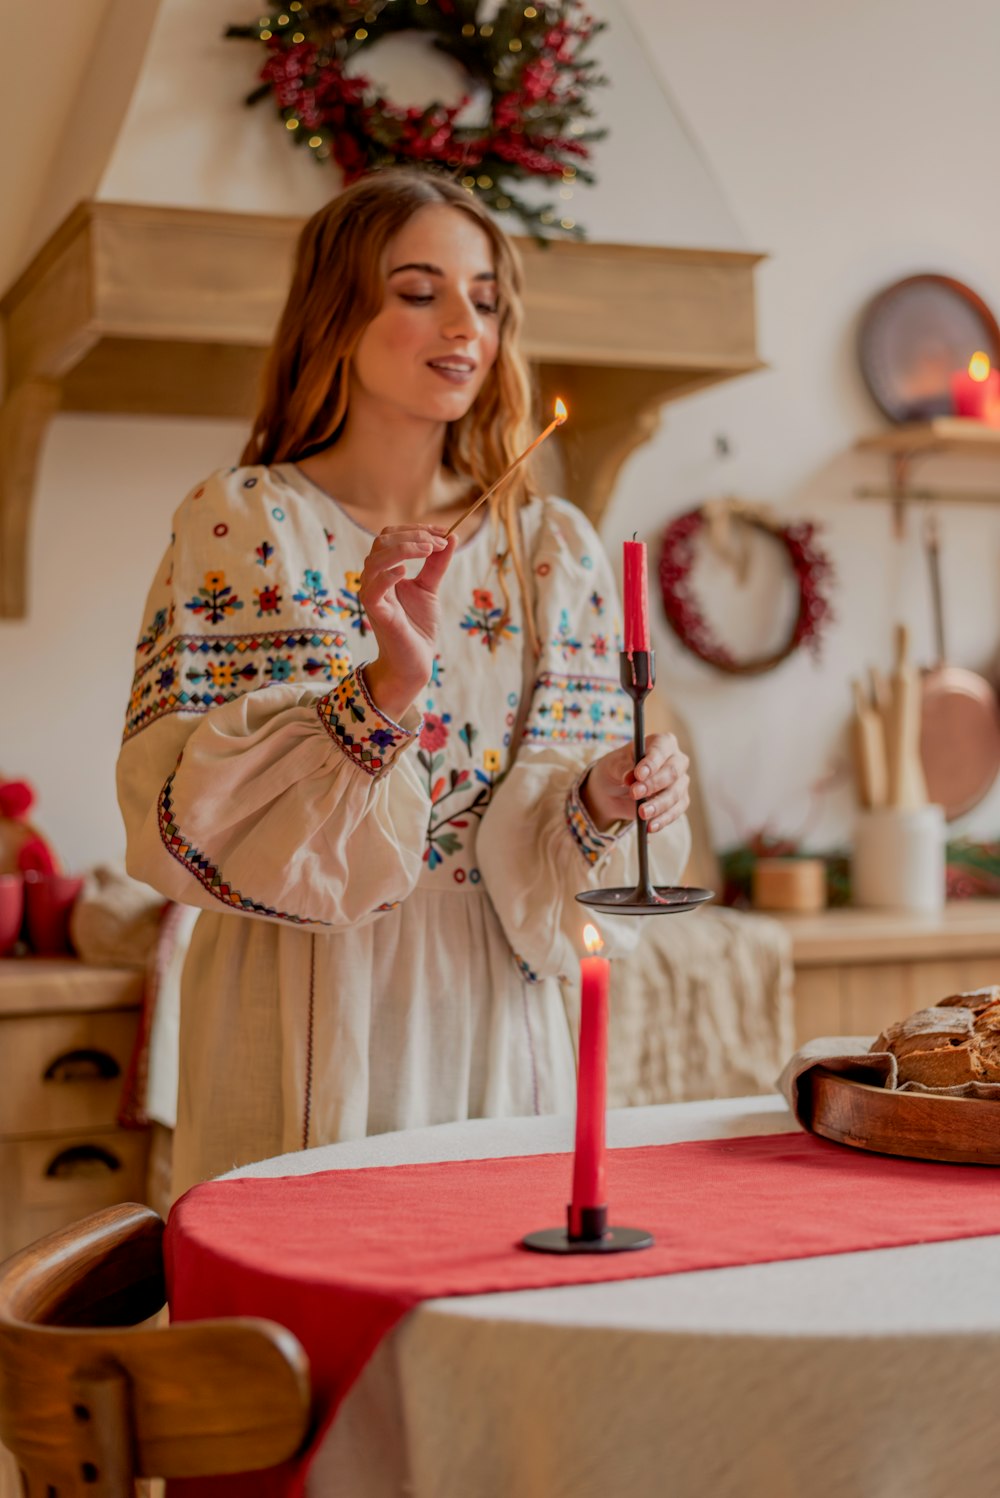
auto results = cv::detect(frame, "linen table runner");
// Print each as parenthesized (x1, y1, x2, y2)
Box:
(165, 1130, 1000, 1497)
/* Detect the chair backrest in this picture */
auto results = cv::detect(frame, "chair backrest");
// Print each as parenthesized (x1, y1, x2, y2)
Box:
(0, 1203, 311, 1497)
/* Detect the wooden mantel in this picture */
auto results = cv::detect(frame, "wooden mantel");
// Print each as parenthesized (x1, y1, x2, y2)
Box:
(0, 200, 764, 617)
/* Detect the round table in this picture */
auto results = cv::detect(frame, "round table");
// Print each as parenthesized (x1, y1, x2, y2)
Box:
(224, 1096, 1000, 1498)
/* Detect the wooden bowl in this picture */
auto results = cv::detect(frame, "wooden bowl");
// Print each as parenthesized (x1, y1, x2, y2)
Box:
(807, 1069, 1000, 1165)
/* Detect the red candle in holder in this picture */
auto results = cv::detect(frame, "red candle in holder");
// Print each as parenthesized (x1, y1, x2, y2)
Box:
(951, 352, 1000, 420)
(569, 922, 610, 1238)
(623, 537, 650, 652)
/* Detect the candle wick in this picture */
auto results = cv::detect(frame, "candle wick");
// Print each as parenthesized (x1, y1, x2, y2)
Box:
(632, 531, 637, 541)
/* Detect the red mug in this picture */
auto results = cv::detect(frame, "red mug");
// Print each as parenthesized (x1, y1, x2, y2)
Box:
(23, 871, 84, 956)
(0, 875, 24, 956)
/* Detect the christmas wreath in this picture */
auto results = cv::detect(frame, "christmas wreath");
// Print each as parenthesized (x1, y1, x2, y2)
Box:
(658, 502, 835, 676)
(226, 0, 606, 237)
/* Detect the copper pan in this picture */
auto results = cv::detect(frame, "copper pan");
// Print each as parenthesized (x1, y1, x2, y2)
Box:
(919, 513, 1000, 820)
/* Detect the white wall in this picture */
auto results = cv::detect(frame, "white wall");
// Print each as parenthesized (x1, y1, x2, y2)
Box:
(606, 0, 1000, 850)
(5, 0, 1000, 871)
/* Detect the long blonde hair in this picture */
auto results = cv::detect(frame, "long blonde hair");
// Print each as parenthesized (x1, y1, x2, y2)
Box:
(242, 168, 540, 652)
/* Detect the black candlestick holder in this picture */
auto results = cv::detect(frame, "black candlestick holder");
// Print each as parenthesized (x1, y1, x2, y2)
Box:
(576, 651, 715, 917)
(522, 652, 715, 1255)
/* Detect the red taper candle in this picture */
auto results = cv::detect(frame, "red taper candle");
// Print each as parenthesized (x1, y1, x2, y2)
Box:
(951, 352, 1000, 420)
(569, 922, 609, 1237)
(623, 536, 650, 652)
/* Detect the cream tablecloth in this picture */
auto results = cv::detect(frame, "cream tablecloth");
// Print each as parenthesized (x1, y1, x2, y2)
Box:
(226, 1097, 1000, 1498)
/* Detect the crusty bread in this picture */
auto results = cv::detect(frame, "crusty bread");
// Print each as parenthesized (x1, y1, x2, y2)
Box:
(874, 990, 1000, 1088)
(935, 986, 1000, 1015)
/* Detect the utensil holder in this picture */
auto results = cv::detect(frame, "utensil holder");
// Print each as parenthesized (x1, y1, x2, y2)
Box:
(852, 806, 945, 912)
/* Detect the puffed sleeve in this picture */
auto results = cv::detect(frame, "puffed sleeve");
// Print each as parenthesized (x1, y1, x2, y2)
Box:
(476, 498, 691, 980)
(116, 467, 429, 930)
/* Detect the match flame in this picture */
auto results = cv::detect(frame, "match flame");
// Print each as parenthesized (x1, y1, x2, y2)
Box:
(554, 397, 568, 423)
(583, 922, 604, 955)
(969, 351, 992, 382)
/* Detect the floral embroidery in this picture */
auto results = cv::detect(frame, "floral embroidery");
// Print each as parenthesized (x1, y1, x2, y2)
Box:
(184, 571, 244, 625)
(458, 721, 479, 757)
(552, 608, 582, 660)
(254, 584, 282, 617)
(256, 541, 274, 568)
(303, 647, 352, 681)
(580, 554, 594, 570)
(316, 669, 413, 777)
(204, 661, 238, 690)
(430, 654, 445, 689)
(324, 527, 336, 551)
(293, 568, 337, 619)
(591, 634, 608, 658)
(460, 586, 520, 652)
(419, 713, 451, 752)
(266, 656, 296, 681)
(338, 570, 370, 636)
(418, 726, 500, 871)
(525, 672, 632, 745)
(186, 656, 256, 689)
(137, 606, 170, 656)
(125, 629, 350, 740)
(589, 590, 605, 617)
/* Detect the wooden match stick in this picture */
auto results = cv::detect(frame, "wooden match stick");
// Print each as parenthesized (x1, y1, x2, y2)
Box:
(444, 401, 568, 537)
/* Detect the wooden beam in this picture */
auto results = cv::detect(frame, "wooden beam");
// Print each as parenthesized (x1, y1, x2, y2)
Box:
(0, 200, 764, 616)
(0, 381, 61, 618)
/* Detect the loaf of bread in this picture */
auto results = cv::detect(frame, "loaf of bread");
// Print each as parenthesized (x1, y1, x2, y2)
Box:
(873, 988, 1000, 1088)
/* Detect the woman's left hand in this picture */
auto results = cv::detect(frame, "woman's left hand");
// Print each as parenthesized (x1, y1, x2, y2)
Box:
(580, 733, 690, 835)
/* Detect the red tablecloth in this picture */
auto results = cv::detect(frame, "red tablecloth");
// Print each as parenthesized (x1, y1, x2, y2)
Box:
(166, 1131, 1000, 1496)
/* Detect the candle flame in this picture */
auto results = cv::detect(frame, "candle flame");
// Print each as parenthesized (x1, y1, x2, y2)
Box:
(969, 351, 992, 382)
(553, 397, 568, 423)
(583, 922, 604, 955)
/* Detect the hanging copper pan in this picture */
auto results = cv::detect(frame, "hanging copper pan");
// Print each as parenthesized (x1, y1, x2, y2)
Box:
(919, 513, 1000, 819)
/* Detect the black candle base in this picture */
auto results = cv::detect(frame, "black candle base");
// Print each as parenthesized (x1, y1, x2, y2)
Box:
(521, 1225, 654, 1254)
(576, 885, 714, 917)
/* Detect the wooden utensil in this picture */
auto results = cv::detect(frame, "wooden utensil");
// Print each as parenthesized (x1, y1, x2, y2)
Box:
(807, 1069, 1000, 1164)
(886, 623, 928, 809)
(919, 513, 1000, 820)
(850, 677, 888, 809)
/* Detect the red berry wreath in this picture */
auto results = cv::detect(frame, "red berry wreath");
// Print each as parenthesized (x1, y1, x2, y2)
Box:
(658, 505, 835, 675)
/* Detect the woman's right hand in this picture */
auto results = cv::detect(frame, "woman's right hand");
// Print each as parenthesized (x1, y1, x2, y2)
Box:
(358, 525, 457, 720)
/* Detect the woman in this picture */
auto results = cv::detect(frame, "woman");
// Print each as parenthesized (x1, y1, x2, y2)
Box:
(118, 168, 691, 1196)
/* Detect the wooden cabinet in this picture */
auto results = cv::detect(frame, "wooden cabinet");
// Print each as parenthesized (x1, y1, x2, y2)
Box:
(0, 958, 150, 1260)
(779, 903, 1000, 1045)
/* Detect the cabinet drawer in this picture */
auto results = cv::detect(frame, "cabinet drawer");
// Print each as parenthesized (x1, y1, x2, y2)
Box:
(0, 1129, 150, 1259)
(0, 1010, 140, 1138)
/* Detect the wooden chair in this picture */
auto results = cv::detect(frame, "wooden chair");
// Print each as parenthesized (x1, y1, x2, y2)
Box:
(0, 1203, 312, 1496)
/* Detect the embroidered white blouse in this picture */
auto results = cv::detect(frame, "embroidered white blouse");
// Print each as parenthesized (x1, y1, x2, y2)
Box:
(117, 464, 690, 1194)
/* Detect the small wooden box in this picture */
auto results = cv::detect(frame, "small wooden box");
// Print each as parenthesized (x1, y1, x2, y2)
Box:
(752, 858, 827, 914)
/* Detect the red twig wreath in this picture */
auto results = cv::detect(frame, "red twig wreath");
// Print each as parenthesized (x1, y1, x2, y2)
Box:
(658, 506, 835, 675)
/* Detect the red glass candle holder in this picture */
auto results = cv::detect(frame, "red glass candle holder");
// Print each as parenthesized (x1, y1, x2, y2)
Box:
(23, 871, 84, 956)
(0, 875, 24, 957)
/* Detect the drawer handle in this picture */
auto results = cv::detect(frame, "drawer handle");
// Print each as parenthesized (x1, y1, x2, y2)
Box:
(43, 1049, 121, 1083)
(44, 1145, 122, 1179)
